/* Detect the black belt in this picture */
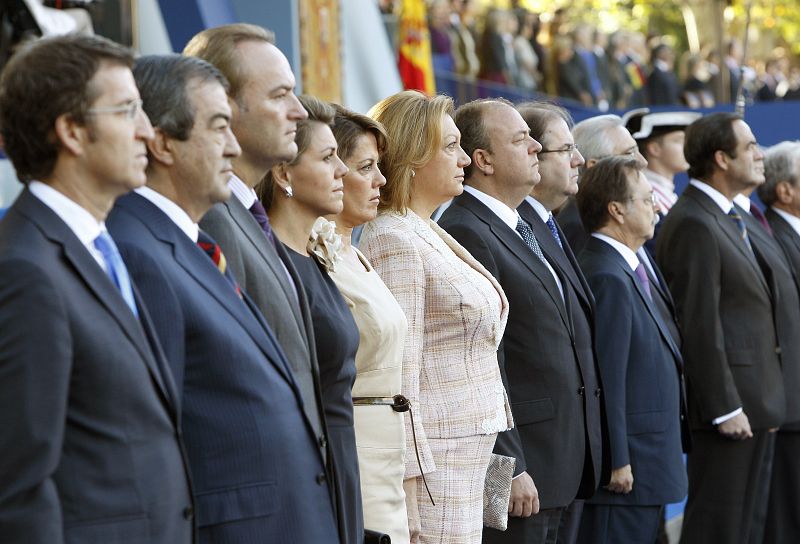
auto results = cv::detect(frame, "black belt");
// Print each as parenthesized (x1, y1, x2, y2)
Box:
(351, 394, 435, 505)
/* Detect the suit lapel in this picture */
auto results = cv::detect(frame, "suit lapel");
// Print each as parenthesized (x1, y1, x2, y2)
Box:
(521, 200, 593, 311)
(128, 194, 296, 386)
(687, 186, 770, 293)
(225, 198, 306, 328)
(453, 193, 571, 332)
(19, 190, 172, 403)
(589, 238, 683, 366)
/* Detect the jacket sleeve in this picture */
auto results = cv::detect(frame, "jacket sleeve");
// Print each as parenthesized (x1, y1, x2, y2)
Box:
(361, 227, 435, 478)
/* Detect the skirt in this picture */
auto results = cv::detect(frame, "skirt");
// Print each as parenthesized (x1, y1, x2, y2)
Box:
(416, 433, 498, 544)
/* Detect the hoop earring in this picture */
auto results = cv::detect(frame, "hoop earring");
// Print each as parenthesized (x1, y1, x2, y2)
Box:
(284, 186, 293, 198)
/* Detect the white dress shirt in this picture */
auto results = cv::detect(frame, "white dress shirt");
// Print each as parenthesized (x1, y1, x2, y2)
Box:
(29, 181, 107, 271)
(228, 174, 257, 209)
(733, 193, 752, 213)
(644, 169, 678, 212)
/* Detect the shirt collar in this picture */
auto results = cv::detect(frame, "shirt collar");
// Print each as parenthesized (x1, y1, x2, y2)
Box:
(772, 207, 800, 237)
(592, 232, 640, 271)
(228, 173, 257, 209)
(464, 185, 521, 231)
(524, 195, 550, 223)
(644, 169, 675, 195)
(28, 180, 103, 246)
(690, 179, 733, 213)
(135, 186, 199, 242)
(733, 193, 752, 213)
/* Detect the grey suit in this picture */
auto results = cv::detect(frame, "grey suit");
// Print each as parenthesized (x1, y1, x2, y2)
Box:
(200, 197, 327, 462)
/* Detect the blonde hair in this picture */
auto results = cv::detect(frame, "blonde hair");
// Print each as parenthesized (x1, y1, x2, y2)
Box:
(367, 90, 454, 213)
(183, 23, 275, 100)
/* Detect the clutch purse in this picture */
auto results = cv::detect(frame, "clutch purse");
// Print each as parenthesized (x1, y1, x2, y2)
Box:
(483, 453, 516, 531)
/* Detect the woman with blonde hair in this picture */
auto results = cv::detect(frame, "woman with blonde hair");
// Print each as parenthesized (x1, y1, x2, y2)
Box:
(360, 90, 512, 543)
(321, 104, 410, 542)
(258, 95, 363, 544)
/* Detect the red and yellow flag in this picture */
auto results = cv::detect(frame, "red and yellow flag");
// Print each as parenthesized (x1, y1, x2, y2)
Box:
(397, 0, 435, 95)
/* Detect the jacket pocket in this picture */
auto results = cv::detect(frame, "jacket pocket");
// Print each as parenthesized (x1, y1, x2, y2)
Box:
(195, 481, 278, 527)
(65, 514, 149, 543)
(512, 398, 555, 426)
(626, 410, 668, 435)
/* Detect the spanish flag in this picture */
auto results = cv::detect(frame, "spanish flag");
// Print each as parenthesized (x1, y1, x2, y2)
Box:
(397, 0, 435, 95)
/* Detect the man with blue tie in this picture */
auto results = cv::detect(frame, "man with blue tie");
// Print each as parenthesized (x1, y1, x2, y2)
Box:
(106, 55, 339, 543)
(656, 112, 785, 544)
(575, 157, 689, 543)
(0, 35, 193, 543)
(440, 99, 608, 544)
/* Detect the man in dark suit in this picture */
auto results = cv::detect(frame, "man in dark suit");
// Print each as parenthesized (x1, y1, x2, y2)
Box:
(575, 156, 689, 543)
(0, 36, 193, 543)
(183, 25, 329, 464)
(515, 101, 608, 544)
(440, 99, 607, 544)
(107, 55, 338, 543)
(756, 141, 800, 542)
(646, 44, 680, 106)
(556, 114, 647, 255)
(656, 112, 786, 544)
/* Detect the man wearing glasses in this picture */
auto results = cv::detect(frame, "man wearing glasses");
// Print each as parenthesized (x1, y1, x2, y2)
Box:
(0, 35, 193, 543)
(574, 157, 689, 544)
(440, 99, 607, 544)
(555, 114, 647, 256)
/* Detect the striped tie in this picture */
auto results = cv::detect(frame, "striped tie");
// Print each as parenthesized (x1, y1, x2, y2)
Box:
(197, 230, 242, 297)
(728, 209, 753, 253)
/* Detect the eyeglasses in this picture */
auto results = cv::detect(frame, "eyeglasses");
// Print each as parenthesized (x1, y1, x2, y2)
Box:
(87, 99, 143, 120)
(539, 143, 579, 156)
(628, 193, 658, 207)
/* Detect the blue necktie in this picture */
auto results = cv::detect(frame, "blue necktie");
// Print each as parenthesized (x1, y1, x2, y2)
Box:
(546, 214, 563, 249)
(728, 209, 753, 253)
(515, 218, 547, 265)
(93, 230, 138, 317)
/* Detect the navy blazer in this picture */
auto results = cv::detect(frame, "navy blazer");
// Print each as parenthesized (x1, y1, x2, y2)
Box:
(0, 189, 193, 543)
(107, 193, 339, 544)
(440, 191, 604, 510)
(579, 236, 688, 506)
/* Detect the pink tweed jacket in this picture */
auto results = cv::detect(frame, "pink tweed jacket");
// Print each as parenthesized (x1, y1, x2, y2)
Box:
(361, 210, 513, 478)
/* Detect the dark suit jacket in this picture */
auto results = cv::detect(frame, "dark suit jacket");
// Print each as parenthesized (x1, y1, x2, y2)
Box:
(0, 189, 193, 544)
(646, 66, 680, 105)
(439, 192, 604, 513)
(741, 207, 800, 430)
(200, 198, 327, 462)
(655, 185, 785, 430)
(108, 193, 338, 543)
(556, 197, 589, 255)
(579, 237, 688, 506)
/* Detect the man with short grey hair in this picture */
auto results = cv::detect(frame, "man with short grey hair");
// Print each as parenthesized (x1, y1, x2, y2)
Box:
(758, 140, 800, 543)
(556, 114, 646, 254)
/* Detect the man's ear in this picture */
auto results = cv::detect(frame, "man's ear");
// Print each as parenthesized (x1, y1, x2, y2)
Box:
(713, 149, 730, 172)
(472, 149, 493, 176)
(146, 127, 175, 167)
(607, 200, 626, 224)
(53, 113, 87, 157)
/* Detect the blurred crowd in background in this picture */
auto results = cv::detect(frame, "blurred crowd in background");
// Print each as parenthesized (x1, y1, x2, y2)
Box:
(379, 0, 800, 110)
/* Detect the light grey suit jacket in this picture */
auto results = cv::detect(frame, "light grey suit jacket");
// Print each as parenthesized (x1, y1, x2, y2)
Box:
(200, 197, 328, 462)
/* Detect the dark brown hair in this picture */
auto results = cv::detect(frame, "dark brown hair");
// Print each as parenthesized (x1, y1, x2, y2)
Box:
(516, 101, 574, 148)
(0, 34, 133, 182)
(684, 112, 741, 180)
(576, 155, 642, 232)
(331, 103, 387, 163)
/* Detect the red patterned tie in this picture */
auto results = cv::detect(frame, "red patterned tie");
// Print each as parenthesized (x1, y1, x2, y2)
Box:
(197, 230, 242, 298)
